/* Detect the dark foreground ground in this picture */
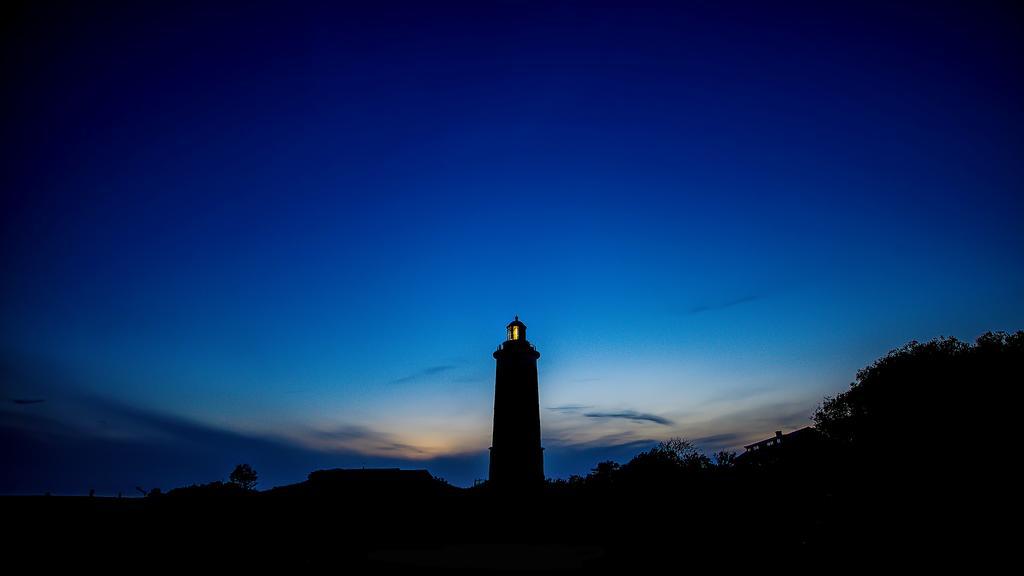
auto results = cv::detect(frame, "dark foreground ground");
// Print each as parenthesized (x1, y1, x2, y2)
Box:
(3, 471, 965, 572)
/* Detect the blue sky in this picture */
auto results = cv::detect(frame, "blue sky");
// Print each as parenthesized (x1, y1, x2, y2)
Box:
(2, 0, 1023, 491)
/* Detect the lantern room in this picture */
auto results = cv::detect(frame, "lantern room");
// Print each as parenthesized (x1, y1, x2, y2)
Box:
(506, 315, 526, 342)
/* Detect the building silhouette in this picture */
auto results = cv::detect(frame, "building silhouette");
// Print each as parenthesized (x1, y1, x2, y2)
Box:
(266, 468, 451, 498)
(741, 427, 818, 454)
(489, 316, 544, 490)
(735, 426, 823, 466)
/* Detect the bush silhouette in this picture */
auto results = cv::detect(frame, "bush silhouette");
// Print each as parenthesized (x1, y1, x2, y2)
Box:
(229, 463, 259, 491)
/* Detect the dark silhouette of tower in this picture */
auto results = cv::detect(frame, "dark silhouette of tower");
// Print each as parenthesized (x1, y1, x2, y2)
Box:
(489, 316, 544, 491)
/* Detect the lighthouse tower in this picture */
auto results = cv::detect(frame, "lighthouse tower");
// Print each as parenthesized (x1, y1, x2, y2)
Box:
(489, 316, 544, 491)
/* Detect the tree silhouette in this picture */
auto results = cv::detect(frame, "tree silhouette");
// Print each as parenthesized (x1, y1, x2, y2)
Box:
(658, 437, 712, 470)
(813, 331, 1022, 455)
(713, 451, 736, 468)
(229, 463, 258, 491)
(588, 460, 620, 489)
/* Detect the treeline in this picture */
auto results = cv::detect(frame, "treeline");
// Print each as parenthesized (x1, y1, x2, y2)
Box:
(535, 330, 1020, 502)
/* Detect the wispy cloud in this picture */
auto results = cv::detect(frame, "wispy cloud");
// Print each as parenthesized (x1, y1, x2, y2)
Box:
(388, 365, 456, 384)
(546, 404, 591, 413)
(690, 432, 745, 450)
(584, 410, 673, 426)
(1, 398, 490, 490)
(682, 400, 817, 451)
(309, 424, 430, 456)
(545, 430, 659, 450)
(11, 398, 46, 405)
(688, 294, 760, 315)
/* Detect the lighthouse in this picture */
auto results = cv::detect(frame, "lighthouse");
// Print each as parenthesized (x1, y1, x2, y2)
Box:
(489, 316, 544, 491)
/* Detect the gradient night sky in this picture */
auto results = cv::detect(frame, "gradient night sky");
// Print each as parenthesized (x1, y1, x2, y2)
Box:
(2, 1, 1022, 492)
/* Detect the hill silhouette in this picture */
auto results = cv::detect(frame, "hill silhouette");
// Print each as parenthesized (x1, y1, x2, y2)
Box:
(5, 331, 1017, 570)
